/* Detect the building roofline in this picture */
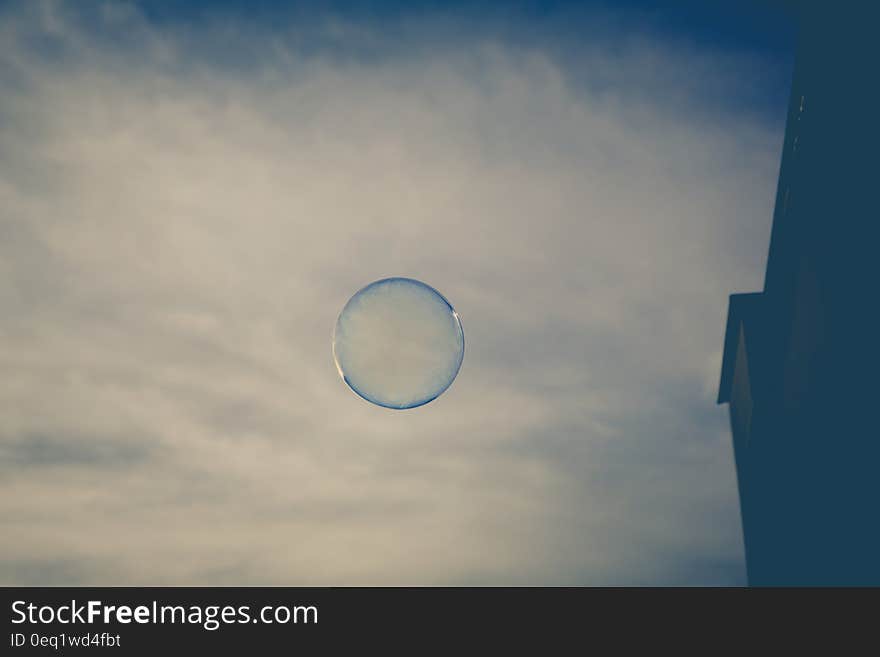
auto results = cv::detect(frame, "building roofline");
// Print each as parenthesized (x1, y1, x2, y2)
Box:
(717, 292, 765, 404)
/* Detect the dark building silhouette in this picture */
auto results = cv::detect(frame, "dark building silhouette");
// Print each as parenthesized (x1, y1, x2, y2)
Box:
(717, 2, 879, 585)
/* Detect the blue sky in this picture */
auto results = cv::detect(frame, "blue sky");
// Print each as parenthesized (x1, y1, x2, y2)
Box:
(0, 0, 794, 584)
(134, 0, 795, 111)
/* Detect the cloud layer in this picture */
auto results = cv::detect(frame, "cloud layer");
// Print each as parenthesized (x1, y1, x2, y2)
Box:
(0, 0, 785, 584)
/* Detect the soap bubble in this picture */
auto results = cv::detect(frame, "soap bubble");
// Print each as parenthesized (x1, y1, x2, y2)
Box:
(332, 277, 465, 409)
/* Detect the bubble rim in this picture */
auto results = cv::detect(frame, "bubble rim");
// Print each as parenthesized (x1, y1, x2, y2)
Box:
(332, 277, 465, 410)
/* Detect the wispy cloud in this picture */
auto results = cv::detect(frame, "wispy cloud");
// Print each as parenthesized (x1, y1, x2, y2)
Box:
(0, 0, 786, 584)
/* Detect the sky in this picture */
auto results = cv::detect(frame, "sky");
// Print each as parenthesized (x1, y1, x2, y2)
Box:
(0, 0, 795, 585)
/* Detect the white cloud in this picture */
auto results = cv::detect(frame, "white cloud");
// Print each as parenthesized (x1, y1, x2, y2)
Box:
(0, 0, 784, 584)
